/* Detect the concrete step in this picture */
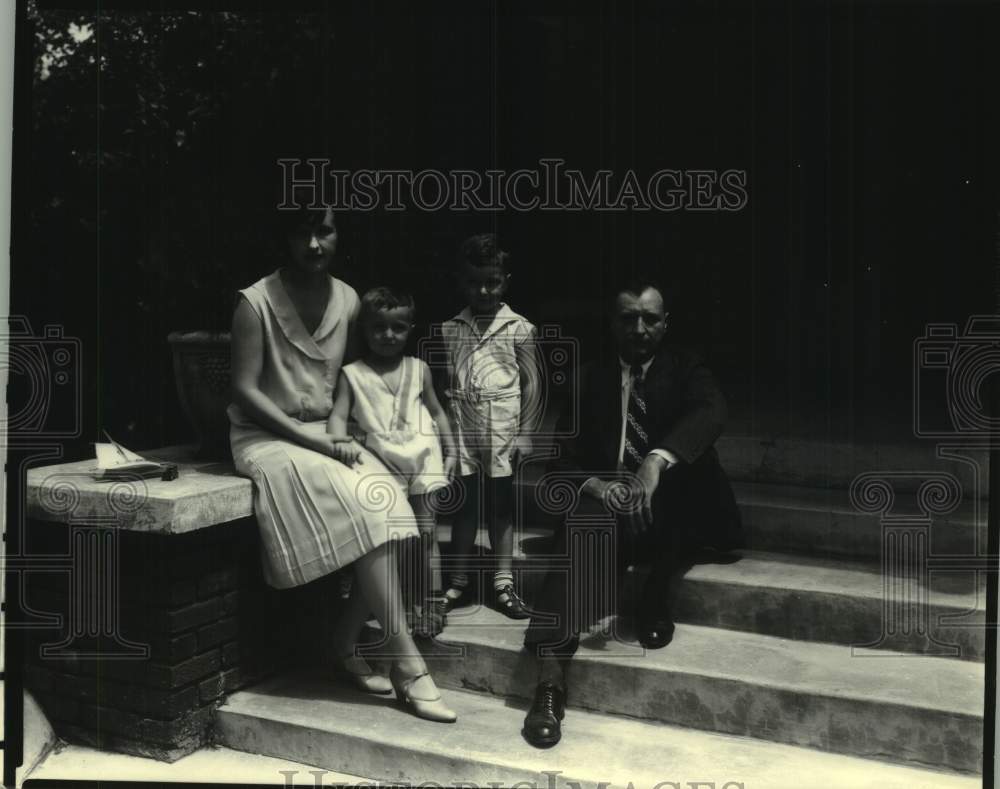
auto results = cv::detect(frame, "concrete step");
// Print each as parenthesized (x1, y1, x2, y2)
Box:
(436, 524, 986, 661)
(26, 741, 369, 786)
(511, 416, 986, 497)
(733, 482, 986, 564)
(217, 671, 979, 789)
(672, 551, 985, 662)
(499, 476, 985, 565)
(716, 435, 988, 498)
(411, 608, 984, 773)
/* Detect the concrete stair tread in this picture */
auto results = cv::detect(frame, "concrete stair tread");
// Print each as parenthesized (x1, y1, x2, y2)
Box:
(26, 741, 371, 786)
(672, 549, 985, 661)
(218, 673, 978, 789)
(730, 481, 980, 521)
(435, 523, 984, 612)
(436, 608, 984, 718)
(726, 480, 985, 564)
(512, 476, 981, 521)
(681, 550, 983, 610)
(716, 435, 988, 497)
(434, 532, 986, 660)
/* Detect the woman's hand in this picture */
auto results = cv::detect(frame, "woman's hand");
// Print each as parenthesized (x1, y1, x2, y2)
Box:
(310, 434, 363, 466)
(332, 441, 364, 467)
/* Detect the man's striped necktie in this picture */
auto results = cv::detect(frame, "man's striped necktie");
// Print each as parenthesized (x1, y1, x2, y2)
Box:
(623, 364, 648, 472)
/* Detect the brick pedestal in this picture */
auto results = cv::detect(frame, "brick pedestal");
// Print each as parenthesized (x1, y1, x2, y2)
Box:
(22, 517, 345, 761)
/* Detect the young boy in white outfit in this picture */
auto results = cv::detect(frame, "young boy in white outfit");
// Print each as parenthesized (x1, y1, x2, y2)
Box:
(438, 233, 542, 619)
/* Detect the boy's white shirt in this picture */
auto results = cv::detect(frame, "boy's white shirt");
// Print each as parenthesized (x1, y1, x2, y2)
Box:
(441, 302, 535, 477)
(448, 303, 529, 342)
(441, 302, 535, 395)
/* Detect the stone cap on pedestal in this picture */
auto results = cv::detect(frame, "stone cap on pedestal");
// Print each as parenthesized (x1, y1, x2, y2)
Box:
(26, 446, 252, 534)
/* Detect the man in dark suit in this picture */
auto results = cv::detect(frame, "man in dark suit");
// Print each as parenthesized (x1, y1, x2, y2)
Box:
(520, 279, 743, 748)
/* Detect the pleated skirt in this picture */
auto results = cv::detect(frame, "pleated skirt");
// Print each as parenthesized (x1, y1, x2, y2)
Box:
(230, 420, 418, 589)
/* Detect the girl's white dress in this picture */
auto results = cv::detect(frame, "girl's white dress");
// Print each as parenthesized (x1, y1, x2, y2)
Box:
(340, 356, 446, 496)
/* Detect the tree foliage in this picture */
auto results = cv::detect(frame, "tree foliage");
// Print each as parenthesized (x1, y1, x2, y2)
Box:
(27, 3, 359, 448)
(29, 3, 345, 328)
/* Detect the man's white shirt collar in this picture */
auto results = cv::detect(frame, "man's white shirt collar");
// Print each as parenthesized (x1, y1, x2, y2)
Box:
(619, 355, 654, 384)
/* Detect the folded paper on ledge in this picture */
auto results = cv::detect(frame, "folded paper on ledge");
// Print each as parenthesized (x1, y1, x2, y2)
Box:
(92, 432, 178, 481)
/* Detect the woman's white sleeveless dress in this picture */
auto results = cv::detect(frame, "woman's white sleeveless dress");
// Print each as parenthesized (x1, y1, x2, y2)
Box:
(228, 270, 417, 589)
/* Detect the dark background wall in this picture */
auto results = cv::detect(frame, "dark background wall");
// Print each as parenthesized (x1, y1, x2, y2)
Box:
(12, 0, 998, 460)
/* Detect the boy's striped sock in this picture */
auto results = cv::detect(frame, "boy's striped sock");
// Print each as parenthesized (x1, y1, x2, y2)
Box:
(445, 573, 469, 601)
(493, 570, 514, 592)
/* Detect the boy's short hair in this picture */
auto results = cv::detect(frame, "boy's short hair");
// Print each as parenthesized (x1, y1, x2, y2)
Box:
(359, 286, 416, 323)
(457, 233, 510, 270)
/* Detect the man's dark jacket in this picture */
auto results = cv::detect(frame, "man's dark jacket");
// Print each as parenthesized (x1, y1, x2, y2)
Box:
(551, 344, 744, 554)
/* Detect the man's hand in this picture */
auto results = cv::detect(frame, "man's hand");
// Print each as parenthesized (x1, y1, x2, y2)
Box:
(635, 453, 670, 527)
(581, 476, 610, 501)
(443, 453, 459, 480)
(581, 477, 646, 537)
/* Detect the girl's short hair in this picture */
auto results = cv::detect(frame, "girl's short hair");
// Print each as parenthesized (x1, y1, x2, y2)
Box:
(457, 233, 509, 270)
(359, 286, 416, 323)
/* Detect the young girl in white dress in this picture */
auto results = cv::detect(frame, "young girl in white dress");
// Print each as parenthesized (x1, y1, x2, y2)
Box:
(328, 287, 457, 638)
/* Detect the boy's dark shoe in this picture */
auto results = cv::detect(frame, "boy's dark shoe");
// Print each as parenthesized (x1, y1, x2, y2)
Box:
(440, 583, 474, 614)
(412, 598, 447, 640)
(522, 681, 566, 748)
(496, 584, 533, 619)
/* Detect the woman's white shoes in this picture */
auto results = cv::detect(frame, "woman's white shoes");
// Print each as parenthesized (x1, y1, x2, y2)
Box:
(335, 654, 393, 695)
(389, 665, 457, 723)
(335, 654, 457, 722)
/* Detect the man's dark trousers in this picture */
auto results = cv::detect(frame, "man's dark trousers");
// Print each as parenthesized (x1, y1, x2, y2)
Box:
(523, 454, 732, 657)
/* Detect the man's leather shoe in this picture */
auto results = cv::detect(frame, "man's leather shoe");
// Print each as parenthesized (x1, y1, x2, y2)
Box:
(522, 681, 566, 748)
(638, 618, 675, 649)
